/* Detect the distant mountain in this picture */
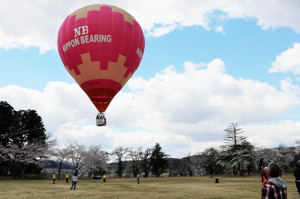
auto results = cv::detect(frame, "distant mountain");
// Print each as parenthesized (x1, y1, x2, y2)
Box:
(41, 160, 72, 170)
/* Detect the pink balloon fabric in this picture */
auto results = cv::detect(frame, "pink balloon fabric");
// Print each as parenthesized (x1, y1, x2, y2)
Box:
(57, 4, 145, 112)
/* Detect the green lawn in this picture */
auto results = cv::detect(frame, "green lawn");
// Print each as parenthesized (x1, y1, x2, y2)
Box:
(0, 175, 298, 199)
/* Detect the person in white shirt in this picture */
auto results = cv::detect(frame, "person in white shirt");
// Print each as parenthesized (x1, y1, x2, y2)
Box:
(70, 171, 78, 190)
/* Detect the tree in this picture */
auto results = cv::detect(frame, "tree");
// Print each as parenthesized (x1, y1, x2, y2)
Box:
(0, 103, 47, 147)
(182, 153, 194, 176)
(276, 144, 296, 173)
(49, 147, 72, 179)
(111, 147, 129, 178)
(230, 141, 255, 175)
(150, 143, 168, 177)
(128, 147, 143, 177)
(82, 146, 109, 177)
(16, 110, 46, 144)
(293, 149, 300, 169)
(222, 123, 250, 175)
(0, 101, 50, 177)
(0, 101, 15, 146)
(67, 142, 85, 173)
(256, 148, 278, 166)
(0, 101, 16, 175)
(0, 139, 54, 177)
(200, 147, 223, 176)
(224, 123, 247, 150)
(256, 145, 297, 173)
(168, 158, 183, 176)
(141, 148, 152, 177)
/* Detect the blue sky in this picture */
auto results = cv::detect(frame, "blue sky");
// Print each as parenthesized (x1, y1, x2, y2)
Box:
(1, 0, 300, 157)
(2, 19, 299, 89)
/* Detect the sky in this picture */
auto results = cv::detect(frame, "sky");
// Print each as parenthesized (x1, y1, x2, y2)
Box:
(1, 0, 300, 158)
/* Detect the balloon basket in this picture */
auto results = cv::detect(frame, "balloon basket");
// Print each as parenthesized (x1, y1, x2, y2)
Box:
(96, 112, 106, 126)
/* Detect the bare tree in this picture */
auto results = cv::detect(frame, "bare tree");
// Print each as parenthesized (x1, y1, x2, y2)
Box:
(67, 142, 85, 173)
(111, 147, 129, 178)
(49, 147, 72, 179)
(0, 136, 55, 177)
(277, 145, 296, 173)
(224, 123, 247, 149)
(256, 147, 278, 166)
(128, 147, 143, 177)
(182, 153, 194, 176)
(0, 142, 50, 164)
(256, 145, 296, 173)
(222, 123, 249, 175)
(82, 146, 109, 177)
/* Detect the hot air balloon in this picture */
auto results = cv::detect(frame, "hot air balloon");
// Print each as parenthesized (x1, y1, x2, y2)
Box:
(57, 4, 145, 126)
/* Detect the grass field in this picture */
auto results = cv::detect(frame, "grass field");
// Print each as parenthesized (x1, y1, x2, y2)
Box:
(0, 175, 298, 199)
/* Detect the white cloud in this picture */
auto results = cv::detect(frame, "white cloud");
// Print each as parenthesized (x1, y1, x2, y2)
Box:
(269, 42, 300, 74)
(0, 0, 300, 52)
(0, 82, 95, 129)
(244, 120, 300, 147)
(147, 24, 177, 38)
(223, 0, 300, 32)
(215, 26, 225, 33)
(1, 59, 300, 157)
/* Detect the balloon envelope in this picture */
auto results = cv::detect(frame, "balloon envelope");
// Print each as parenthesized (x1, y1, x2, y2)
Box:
(57, 4, 145, 112)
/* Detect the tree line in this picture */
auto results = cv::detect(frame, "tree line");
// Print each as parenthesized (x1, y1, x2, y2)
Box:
(0, 101, 53, 177)
(1, 101, 299, 179)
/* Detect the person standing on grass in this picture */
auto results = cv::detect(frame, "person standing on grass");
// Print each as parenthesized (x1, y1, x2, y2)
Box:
(137, 174, 141, 184)
(261, 162, 287, 199)
(65, 173, 70, 183)
(261, 167, 268, 185)
(52, 172, 56, 184)
(294, 162, 300, 196)
(102, 174, 106, 183)
(71, 171, 78, 190)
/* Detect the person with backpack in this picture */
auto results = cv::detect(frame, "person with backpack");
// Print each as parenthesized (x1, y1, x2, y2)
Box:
(261, 162, 287, 199)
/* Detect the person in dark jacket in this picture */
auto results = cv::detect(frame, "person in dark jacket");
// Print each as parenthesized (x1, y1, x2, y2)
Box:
(71, 171, 78, 190)
(294, 162, 300, 196)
